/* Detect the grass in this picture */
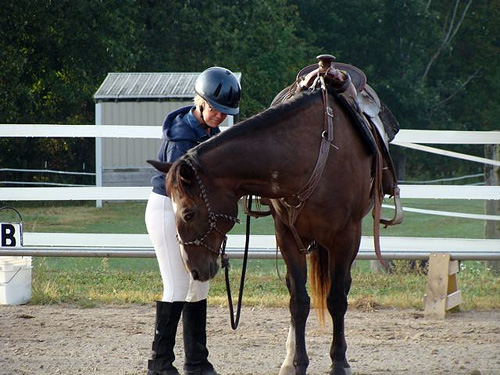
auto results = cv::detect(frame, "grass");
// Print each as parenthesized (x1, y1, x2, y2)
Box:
(3, 199, 499, 310)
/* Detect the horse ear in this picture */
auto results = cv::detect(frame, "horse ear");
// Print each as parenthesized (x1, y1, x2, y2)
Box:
(147, 160, 172, 173)
(179, 161, 195, 185)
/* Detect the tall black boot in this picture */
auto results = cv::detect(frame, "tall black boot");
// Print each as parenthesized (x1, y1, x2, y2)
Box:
(182, 299, 217, 375)
(147, 301, 185, 375)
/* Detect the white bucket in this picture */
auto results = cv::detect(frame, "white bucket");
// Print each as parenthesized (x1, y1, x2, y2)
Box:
(0, 256, 32, 305)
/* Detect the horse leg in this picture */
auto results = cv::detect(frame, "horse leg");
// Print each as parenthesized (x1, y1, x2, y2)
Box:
(275, 222, 310, 375)
(327, 226, 360, 375)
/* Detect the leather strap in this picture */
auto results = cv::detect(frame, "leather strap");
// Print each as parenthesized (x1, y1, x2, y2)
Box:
(280, 77, 335, 252)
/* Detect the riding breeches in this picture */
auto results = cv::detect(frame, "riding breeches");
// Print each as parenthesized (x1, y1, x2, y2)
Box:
(145, 191, 209, 302)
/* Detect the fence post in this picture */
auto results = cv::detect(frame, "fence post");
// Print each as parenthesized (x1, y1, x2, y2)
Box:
(95, 103, 103, 208)
(485, 144, 499, 274)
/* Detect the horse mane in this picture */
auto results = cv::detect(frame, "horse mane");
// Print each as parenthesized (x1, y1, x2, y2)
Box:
(195, 89, 321, 153)
(165, 162, 182, 200)
(166, 156, 200, 207)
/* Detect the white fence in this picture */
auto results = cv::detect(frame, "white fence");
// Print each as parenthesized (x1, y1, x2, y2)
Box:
(0, 233, 498, 261)
(1, 125, 500, 260)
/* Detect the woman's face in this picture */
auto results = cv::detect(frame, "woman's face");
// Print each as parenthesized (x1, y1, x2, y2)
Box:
(202, 102, 227, 128)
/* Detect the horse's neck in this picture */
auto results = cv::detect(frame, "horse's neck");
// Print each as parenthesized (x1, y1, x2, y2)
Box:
(199, 102, 323, 199)
(199, 135, 280, 198)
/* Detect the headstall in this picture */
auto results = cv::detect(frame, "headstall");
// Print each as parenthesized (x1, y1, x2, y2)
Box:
(175, 157, 240, 257)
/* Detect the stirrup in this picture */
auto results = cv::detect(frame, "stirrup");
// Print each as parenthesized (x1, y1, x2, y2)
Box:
(242, 195, 272, 218)
(380, 186, 404, 227)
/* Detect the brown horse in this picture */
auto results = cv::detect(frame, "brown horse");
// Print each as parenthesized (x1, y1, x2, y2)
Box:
(149, 82, 386, 375)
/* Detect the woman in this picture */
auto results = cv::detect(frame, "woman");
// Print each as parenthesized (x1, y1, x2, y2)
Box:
(145, 66, 241, 375)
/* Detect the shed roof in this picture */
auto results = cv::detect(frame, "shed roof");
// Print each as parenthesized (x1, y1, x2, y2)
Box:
(94, 72, 241, 101)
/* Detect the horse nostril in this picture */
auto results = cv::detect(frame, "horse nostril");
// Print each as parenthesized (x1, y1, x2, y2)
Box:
(191, 269, 200, 280)
(210, 261, 219, 277)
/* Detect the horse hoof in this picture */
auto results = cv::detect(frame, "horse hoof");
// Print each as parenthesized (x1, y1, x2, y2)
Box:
(330, 360, 351, 375)
(278, 364, 307, 375)
(330, 368, 351, 375)
(278, 365, 294, 375)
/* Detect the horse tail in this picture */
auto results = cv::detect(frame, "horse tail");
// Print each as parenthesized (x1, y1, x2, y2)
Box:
(308, 244, 330, 328)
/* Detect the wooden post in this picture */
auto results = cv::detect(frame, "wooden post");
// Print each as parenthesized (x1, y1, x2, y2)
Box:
(424, 253, 463, 319)
(485, 144, 500, 275)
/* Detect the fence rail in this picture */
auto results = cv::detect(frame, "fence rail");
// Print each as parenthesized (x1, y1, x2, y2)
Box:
(2, 125, 500, 143)
(1, 185, 499, 201)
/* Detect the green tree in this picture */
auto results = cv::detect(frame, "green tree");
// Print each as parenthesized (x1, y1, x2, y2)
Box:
(441, 0, 500, 132)
(2, 0, 497, 184)
(134, 0, 314, 117)
(0, 0, 139, 183)
(291, 0, 499, 180)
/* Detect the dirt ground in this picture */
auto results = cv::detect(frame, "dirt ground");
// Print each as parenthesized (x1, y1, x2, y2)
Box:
(1, 304, 499, 375)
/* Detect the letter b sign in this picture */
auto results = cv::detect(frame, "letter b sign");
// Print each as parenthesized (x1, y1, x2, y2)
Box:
(1, 223, 23, 248)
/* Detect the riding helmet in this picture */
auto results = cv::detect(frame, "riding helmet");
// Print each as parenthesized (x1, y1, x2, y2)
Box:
(195, 67, 241, 115)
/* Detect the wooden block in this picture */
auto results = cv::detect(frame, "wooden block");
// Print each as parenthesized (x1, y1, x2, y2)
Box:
(448, 260, 459, 275)
(445, 290, 463, 310)
(424, 253, 450, 319)
(424, 254, 463, 319)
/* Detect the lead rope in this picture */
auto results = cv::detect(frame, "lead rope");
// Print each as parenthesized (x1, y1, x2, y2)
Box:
(223, 195, 252, 330)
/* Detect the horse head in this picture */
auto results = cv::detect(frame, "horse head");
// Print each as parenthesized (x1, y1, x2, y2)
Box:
(148, 155, 240, 282)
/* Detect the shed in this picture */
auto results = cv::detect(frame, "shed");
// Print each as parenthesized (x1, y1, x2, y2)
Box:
(94, 71, 241, 187)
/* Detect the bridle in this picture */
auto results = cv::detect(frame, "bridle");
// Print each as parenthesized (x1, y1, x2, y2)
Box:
(175, 157, 240, 256)
(175, 157, 240, 257)
(176, 156, 250, 330)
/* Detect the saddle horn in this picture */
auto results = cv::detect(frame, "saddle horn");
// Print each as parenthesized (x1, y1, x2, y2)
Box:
(316, 54, 336, 73)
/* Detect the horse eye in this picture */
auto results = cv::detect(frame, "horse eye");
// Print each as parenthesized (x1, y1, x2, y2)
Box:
(183, 209, 195, 222)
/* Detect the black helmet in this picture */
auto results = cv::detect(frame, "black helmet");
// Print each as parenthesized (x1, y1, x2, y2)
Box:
(195, 67, 241, 115)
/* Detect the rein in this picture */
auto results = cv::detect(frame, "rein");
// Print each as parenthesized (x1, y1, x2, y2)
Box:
(177, 157, 249, 329)
(224, 195, 252, 330)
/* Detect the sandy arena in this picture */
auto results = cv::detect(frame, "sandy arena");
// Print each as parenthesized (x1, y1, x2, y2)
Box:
(1, 304, 499, 375)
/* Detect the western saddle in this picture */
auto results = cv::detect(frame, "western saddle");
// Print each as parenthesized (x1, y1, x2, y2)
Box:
(270, 54, 404, 227)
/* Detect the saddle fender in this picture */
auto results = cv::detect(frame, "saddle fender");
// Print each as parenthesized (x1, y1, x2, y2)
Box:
(356, 84, 389, 149)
